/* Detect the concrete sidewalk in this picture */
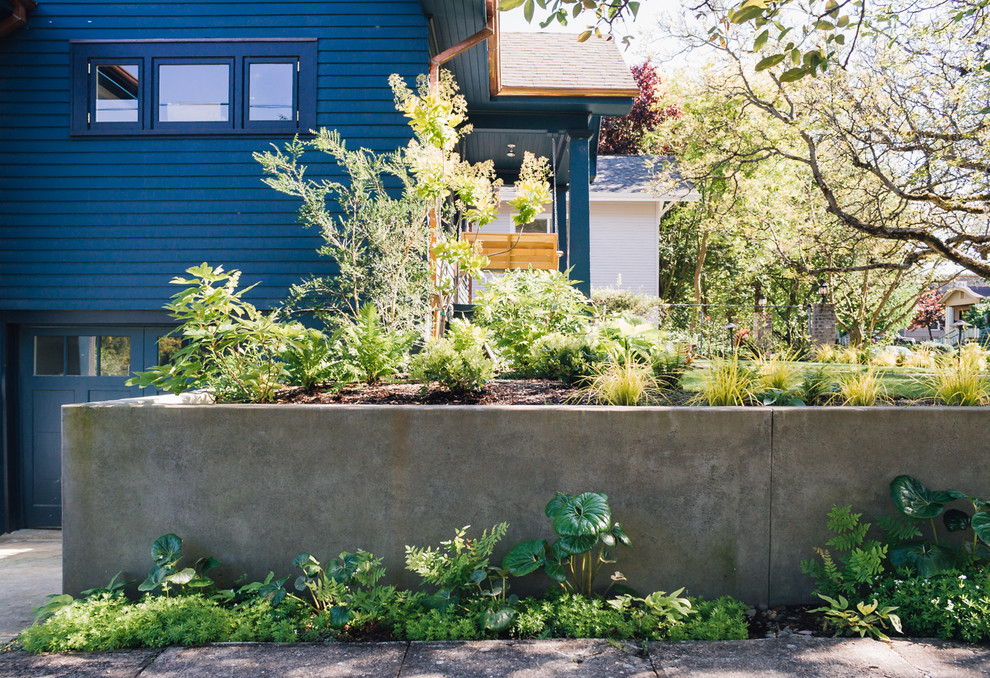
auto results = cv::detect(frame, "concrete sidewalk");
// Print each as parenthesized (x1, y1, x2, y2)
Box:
(1, 637, 989, 677)
(0, 530, 61, 643)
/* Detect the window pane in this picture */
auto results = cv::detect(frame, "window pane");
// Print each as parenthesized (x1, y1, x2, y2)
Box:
(157, 336, 183, 366)
(34, 336, 64, 376)
(98, 336, 130, 376)
(67, 336, 98, 376)
(517, 218, 549, 234)
(95, 64, 139, 123)
(158, 64, 229, 122)
(249, 62, 294, 121)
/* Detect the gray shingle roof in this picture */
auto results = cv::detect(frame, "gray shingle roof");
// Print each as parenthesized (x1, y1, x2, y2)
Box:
(499, 32, 637, 92)
(591, 155, 698, 199)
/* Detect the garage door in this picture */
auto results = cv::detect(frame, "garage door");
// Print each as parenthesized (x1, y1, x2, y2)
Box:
(17, 326, 171, 527)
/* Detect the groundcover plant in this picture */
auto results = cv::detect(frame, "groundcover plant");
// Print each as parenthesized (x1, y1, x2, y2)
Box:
(20, 493, 750, 652)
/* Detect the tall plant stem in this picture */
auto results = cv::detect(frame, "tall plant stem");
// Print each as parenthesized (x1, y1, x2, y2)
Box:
(930, 518, 940, 547)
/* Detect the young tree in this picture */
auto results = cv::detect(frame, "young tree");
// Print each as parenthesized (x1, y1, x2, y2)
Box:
(598, 62, 681, 155)
(909, 289, 945, 340)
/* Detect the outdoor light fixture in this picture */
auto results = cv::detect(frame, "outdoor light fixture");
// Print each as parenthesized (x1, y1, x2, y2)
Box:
(724, 322, 738, 351)
(817, 279, 828, 302)
(506, 143, 516, 158)
(757, 296, 767, 308)
(953, 319, 970, 359)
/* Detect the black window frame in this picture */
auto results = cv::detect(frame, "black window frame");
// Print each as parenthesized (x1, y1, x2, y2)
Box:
(71, 39, 317, 136)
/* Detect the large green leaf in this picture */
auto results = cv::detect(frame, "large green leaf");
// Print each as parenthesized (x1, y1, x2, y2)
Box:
(943, 509, 971, 532)
(552, 492, 611, 537)
(543, 559, 568, 583)
(138, 567, 168, 592)
(890, 476, 962, 519)
(972, 511, 990, 545)
(150, 534, 183, 566)
(329, 606, 351, 627)
(610, 522, 632, 547)
(545, 492, 573, 519)
(557, 533, 599, 556)
(482, 606, 516, 632)
(890, 543, 957, 577)
(502, 540, 547, 576)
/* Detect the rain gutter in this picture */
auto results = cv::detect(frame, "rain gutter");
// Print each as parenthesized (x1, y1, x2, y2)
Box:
(0, 0, 37, 38)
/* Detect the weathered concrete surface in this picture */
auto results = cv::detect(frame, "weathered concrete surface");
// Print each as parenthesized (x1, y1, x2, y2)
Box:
(650, 638, 990, 677)
(140, 643, 407, 677)
(0, 531, 61, 642)
(0, 649, 157, 677)
(62, 400, 772, 603)
(62, 398, 990, 605)
(3, 639, 989, 678)
(400, 640, 655, 677)
(770, 408, 990, 603)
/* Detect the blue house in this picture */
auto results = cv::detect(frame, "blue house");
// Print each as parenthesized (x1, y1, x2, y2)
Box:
(0, 0, 636, 530)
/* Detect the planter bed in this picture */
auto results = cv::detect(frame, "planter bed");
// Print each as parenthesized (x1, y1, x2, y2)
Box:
(62, 394, 990, 609)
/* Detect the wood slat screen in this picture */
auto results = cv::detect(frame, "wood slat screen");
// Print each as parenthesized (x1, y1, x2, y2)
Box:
(461, 232, 562, 271)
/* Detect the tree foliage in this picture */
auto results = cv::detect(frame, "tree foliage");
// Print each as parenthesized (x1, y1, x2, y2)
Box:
(599, 62, 681, 155)
(909, 289, 945, 339)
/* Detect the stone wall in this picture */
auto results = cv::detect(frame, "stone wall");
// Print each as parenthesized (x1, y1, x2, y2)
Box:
(62, 396, 990, 605)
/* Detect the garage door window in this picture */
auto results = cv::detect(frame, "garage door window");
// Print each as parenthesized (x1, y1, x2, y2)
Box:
(34, 336, 130, 376)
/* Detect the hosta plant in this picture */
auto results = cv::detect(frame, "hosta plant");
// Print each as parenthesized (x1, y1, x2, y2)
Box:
(812, 595, 902, 641)
(888, 475, 990, 575)
(139, 534, 219, 596)
(503, 492, 630, 596)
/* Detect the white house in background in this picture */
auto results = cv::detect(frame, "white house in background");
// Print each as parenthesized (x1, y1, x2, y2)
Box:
(939, 285, 984, 342)
(489, 155, 700, 296)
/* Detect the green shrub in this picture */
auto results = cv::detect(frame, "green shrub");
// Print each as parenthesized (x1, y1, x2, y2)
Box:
(335, 303, 414, 384)
(667, 596, 749, 641)
(127, 263, 304, 403)
(410, 341, 494, 393)
(871, 569, 990, 643)
(474, 269, 591, 371)
(528, 333, 605, 385)
(281, 328, 339, 390)
(20, 594, 313, 653)
(590, 289, 659, 321)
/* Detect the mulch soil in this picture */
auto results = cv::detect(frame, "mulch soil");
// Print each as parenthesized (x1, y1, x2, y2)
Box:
(274, 378, 704, 406)
(276, 378, 582, 406)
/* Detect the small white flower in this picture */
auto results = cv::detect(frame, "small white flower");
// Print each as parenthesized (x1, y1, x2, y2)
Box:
(959, 575, 968, 580)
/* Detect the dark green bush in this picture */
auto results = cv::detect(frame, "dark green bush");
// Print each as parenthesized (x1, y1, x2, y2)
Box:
(871, 569, 990, 643)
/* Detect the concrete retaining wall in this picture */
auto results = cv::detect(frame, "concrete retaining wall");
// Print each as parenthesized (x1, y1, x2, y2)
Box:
(62, 396, 990, 605)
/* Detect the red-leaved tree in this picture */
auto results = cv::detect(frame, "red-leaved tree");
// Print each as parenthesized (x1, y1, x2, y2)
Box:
(598, 62, 681, 155)
(908, 288, 944, 340)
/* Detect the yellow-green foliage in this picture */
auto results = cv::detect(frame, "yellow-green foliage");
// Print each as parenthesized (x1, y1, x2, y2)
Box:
(835, 346, 868, 365)
(833, 369, 888, 406)
(903, 346, 937, 369)
(754, 351, 800, 391)
(869, 349, 902, 368)
(691, 356, 758, 406)
(814, 344, 838, 363)
(586, 361, 657, 406)
(926, 358, 990, 406)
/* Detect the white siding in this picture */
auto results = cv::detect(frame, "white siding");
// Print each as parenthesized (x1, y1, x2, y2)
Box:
(589, 201, 659, 296)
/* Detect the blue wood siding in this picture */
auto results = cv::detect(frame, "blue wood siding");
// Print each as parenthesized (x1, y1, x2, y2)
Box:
(0, 0, 430, 310)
